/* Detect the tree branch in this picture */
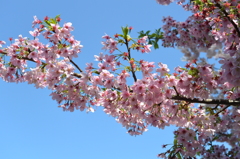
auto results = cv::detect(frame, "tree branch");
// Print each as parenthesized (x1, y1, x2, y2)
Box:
(171, 95, 240, 106)
(125, 39, 137, 82)
(214, 105, 231, 116)
(72, 72, 82, 78)
(0, 51, 82, 79)
(69, 59, 83, 73)
(215, 2, 240, 37)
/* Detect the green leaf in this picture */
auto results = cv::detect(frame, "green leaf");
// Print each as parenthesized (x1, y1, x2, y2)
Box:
(49, 18, 57, 24)
(92, 70, 100, 74)
(61, 74, 67, 79)
(180, 68, 188, 71)
(212, 135, 220, 141)
(136, 67, 141, 71)
(44, 20, 51, 26)
(174, 138, 178, 146)
(188, 68, 199, 77)
(137, 28, 163, 50)
(102, 88, 107, 91)
(176, 152, 182, 159)
(194, 0, 202, 5)
(121, 26, 129, 39)
(118, 34, 123, 38)
(126, 35, 131, 41)
(125, 66, 131, 72)
(196, 151, 201, 156)
(153, 41, 159, 49)
(169, 151, 174, 158)
(55, 15, 61, 20)
(151, 33, 157, 37)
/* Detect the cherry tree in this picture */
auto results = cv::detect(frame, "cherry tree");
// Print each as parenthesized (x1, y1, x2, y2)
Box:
(1, 0, 240, 158)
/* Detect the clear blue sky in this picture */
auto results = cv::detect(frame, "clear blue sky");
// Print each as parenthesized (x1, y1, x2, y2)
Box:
(0, 1, 192, 159)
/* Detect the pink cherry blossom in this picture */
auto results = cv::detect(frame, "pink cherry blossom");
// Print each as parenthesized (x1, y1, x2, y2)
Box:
(1, 5, 240, 158)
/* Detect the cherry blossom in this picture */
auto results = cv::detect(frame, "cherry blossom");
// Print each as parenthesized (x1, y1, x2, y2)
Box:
(1, 1, 240, 158)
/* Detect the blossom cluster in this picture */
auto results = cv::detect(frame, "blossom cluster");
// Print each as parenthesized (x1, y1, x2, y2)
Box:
(1, 0, 240, 157)
(154, 0, 240, 158)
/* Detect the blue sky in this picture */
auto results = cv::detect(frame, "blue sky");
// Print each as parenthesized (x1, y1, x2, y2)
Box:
(0, 0, 193, 159)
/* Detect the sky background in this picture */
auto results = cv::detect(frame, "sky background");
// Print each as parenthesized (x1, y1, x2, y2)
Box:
(0, 0, 195, 159)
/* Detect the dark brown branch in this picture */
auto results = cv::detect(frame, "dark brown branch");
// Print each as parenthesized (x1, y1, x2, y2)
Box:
(169, 150, 181, 159)
(212, 104, 220, 110)
(69, 59, 83, 73)
(0, 51, 7, 55)
(72, 73, 82, 78)
(173, 86, 179, 96)
(0, 52, 82, 79)
(214, 105, 231, 116)
(215, 2, 240, 37)
(0, 51, 46, 64)
(125, 39, 137, 82)
(171, 95, 240, 106)
(22, 56, 45, 64)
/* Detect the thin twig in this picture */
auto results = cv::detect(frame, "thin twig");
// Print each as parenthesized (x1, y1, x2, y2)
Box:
(69, 59, 83, 73)
(212, 104, 220, 110)
(214, 105, 231, 116)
